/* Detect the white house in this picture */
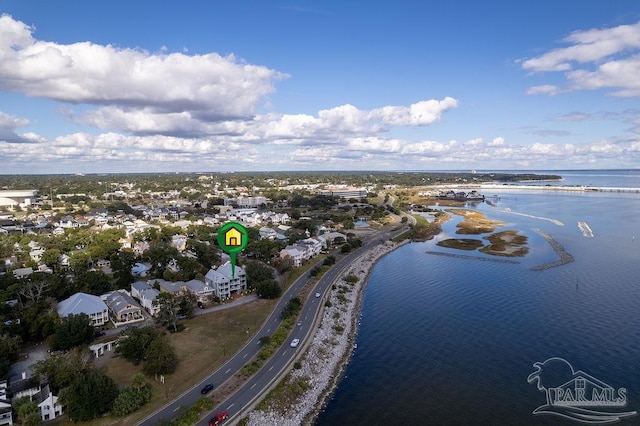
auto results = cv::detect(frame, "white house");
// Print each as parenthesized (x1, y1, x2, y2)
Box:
(0, 380, 12, 426)
(259, 227, 277, 240)
(12, 384, 63, 422)
(56, 292, 109, 326)
(34, 385, 63, 421)
(171, 234, 188, 252)
(131, 281, 160, 316)
(204, 262, 247, 299)
(279, 246, 304, 267)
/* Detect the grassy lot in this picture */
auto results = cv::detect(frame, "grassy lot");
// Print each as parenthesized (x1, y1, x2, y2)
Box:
(77, 298, 277, 426)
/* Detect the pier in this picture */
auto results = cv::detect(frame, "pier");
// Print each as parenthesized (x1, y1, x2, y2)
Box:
(479, 184, 640, 193)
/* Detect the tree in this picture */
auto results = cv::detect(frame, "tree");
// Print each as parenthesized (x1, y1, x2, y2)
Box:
(60, 372, 118, 421)
(281, 297, 302, 319)
(111, 373, 152, 417)
(115, 327, 160, 365)
(273, 256, 294, 274)
(154, 292, 179, 332)
(79, 270, 113, 295)
(32, 348, 94, 393)
(111, 250, 136, 289)
(13, 397, 40, 426)
(142, 334, 178, 375)
(178, 291, 198, 319)
(53, 313, 94, 351)
(245, 261, 275, 288)
(0, 334, 22, 380)
(255, 279, 281, 299)
(40, 248, 61, 268)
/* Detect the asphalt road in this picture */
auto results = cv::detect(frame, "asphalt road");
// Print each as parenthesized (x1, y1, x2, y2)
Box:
(139, 228, 400, 426)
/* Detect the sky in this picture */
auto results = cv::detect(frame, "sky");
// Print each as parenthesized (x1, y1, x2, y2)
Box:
(1, 0, 640, 174)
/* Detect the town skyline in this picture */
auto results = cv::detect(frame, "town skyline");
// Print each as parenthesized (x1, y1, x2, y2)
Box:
(1, 1, 640, 173)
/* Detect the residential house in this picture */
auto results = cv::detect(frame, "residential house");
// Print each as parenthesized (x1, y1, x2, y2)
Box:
(52, 227, 65, 235)
(320, 231, 347, 246)
(171, 234, 188, 252)
(12, 384, 63, 422)
(279, 246, 304, 267)
(182, 279, 214, 304)
(0, 380, 12, 426)
(204, 262, 247, 299)
(133, 241, 150, 256)
(259, 227, 277, 240)
(56, 292, 109, 326)
(131, 262, 150, 278)
(13, 267, 33, 280)
(33, 385, 63, 421)
(103, 290, 144, 326)
(131, 281, 160, 316)
(58, 254, 70, 267)
(118, 237, 132, 250)
(29, 246, 45, 262)
(295, 238, 322, 258)
(153, 279, 183, 295)
(95, 259, 111, 269)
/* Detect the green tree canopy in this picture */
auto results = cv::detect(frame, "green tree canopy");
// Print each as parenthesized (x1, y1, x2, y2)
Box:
(142, 334, 178, 376)
(60, 371, 119, 421)
(53, 313, 94, 351)
(115, 326, 160, 365)
(255, 279, 281, 299)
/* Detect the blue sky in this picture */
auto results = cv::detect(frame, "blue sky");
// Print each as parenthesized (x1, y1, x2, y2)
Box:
(1, 0, 639, 173)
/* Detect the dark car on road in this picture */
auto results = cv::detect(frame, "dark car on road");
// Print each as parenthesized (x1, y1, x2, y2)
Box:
(201, 383, 214, 394)
(208, 410, 229, 425)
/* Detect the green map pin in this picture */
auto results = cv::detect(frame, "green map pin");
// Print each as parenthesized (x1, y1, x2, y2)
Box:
(217, 222, 249, 279)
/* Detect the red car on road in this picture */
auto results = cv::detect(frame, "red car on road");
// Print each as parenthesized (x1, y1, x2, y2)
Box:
(208, 411, 229, 425)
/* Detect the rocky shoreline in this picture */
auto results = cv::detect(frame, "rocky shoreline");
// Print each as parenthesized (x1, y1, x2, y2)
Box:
(245, 240, 407, 425)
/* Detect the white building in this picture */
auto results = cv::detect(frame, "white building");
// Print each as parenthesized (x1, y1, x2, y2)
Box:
(56, 292, 109, 326)
(204, 262, 247, 299)
(318, 186, 367, 199)
(0, 190, 38, 209)
(259, 227, 277, 240)
(131, 281, 160, 316)
(0, 381, 12, 426)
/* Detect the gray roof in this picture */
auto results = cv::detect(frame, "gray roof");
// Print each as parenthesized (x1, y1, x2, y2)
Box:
(105, 291, 141, 315)
(132, 281, 153, 292)
(57, 292, 107, 317)
(183, 279, 209, 293)
(216, 261, 245, 279)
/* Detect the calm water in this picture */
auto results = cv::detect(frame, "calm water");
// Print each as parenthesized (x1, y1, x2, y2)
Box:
(316, 170, 640, 425)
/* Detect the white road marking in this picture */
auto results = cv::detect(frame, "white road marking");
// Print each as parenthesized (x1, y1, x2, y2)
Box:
(225, 368, 231, 374)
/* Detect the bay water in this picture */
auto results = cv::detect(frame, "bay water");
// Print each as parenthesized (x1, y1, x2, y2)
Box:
(315, 170, 640, 425)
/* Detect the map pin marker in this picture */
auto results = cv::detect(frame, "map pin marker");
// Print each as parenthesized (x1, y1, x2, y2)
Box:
(217, 222, 249, 279)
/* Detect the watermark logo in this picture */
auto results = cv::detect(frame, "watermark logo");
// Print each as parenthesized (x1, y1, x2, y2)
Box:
(528, 357, 637, 423)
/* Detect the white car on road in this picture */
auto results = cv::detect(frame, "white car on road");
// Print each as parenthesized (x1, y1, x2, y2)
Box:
(290, 338, 300, 348)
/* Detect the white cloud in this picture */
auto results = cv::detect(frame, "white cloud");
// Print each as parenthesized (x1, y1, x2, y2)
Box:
(0, 110, 43, 143)
(526, 85, 560, 96)
(0, 14, 286, 120)
(488, 137, 505, 146)
(522, 21, 640, 72)
(521, 20, 640, 97)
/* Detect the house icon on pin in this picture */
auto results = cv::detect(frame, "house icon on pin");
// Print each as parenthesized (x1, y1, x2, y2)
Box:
(225, 227, 243, 247)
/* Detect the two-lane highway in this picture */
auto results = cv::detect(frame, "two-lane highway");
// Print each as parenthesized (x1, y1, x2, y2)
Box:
(193, 232, 399, 425)
(140, 228, 401, 426)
